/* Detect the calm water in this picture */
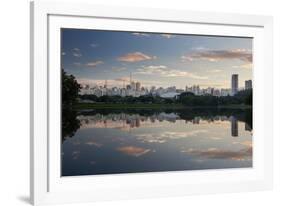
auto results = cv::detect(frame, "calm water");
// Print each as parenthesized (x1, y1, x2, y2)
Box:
(61, 108, 252, 176)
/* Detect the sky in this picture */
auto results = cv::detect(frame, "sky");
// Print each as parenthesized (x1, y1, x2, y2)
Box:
(61, 29, 252, 89)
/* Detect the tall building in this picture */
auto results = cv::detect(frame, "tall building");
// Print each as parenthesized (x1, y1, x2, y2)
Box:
(245, 80, 252, 90)
(231, 74, 238, 96)
(131, 81, 136, 90)
(136, 82, 141, 91)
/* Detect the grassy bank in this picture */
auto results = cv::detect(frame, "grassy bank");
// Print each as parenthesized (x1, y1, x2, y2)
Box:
(75, 103, 252, 110)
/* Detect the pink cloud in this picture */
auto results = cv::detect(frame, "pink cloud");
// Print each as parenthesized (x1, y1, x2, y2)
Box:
(183, 146, 252, 161)
(117, 52, 156, 62)
(86, 60, 104, 67)
(182, 49, 252, 63)
(117, 146, 150, 157)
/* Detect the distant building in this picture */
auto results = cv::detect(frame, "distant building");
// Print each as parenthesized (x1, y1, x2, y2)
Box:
(206, 87, 214, 95)
(231, 74, 238, 96)
(130, 81, 136, 90)
(136, 82, 141, 91)
(245, 80, 252, 90)
(221, 88, 231, 96)
(191, 85, 200, 95)
(213, 89, 220, 96)
(185, 86, 192, 93)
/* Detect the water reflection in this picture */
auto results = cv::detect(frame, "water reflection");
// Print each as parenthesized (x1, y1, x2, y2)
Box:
(61, 108, 252, 176)
(62, 108, 81, 142)
(230, 116, 238, 137)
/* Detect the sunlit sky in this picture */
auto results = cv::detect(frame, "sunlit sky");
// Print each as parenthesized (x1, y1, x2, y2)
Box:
(61, 29, 252, 89)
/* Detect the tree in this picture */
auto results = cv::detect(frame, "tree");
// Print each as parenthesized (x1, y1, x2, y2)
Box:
(235, 89, 252, 105)
(62, 69, 81, 108)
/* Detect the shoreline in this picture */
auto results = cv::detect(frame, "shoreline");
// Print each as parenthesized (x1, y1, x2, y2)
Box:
(74, 103, 252, 110)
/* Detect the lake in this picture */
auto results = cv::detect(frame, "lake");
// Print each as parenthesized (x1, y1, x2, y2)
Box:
(61, 108, 252, 176)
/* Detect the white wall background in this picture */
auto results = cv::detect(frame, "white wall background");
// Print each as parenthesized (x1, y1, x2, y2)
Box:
(0, 0, 280, 205)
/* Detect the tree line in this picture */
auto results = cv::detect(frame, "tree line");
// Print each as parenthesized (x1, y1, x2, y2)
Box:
(79, 89, 252, 106)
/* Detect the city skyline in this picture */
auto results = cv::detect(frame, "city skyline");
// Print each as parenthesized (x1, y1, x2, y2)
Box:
(62, 29, 253, 89)
(79, 73, 252, 97)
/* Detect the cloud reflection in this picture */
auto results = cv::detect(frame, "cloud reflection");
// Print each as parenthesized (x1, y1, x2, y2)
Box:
(183, 146, 252, 161)
(85, 141, 103, 147)
(117, 146, 151, 157)
(136, 130, 208, 143)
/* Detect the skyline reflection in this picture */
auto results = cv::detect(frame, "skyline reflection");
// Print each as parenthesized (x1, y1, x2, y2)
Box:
(77, 112, 251, 137)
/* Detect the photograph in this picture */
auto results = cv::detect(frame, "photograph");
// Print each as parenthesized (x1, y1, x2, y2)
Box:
(61, 29, 253, 176)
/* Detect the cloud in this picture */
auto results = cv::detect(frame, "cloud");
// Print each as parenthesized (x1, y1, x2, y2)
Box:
(136, 65, 208, 79)
(136, 65, 167, 74)
(73, 62, 82, 66)
(182, 146, 252, 161)
(191, 46, 207, 51)
(117, 52, 156, 62)
(232, 140, 252, 147)
(207, 69, 222, 73)
(112, 67, 127, 72)
(90, 43, 99, 48)
(160, 34, 174, 38)
(132, 32, 174, 38)
(86, 60, 104, 67)
(181, 49, 252, 63)
(115, 76, 130, 82)
(117, 146, 150, 157)
(73, 61, 104, 68)
(232, 63, 252, 69)
(132, 32, 150, 37)
(72, 48, 82, 57)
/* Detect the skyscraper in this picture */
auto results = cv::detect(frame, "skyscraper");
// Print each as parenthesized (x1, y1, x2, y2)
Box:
(131, 81, 136, 90)
(245, 80, 252, 90)
(136, 82, 141, 91)
(231, 74, 238, 96)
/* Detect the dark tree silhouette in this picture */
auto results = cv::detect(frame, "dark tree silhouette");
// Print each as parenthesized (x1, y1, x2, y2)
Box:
(61, 69, 81, 142)
(62, 69, 81, 108)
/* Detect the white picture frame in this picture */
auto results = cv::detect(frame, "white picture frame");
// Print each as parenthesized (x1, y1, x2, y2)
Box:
(30, 0, 273, 205)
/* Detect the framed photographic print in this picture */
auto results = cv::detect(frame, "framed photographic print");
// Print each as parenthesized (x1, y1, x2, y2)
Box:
(30, 0, 273, 205)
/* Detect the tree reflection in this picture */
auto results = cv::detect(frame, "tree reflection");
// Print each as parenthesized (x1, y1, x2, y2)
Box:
(62, 108, 81, 142)
(245, 109, 252, 130)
